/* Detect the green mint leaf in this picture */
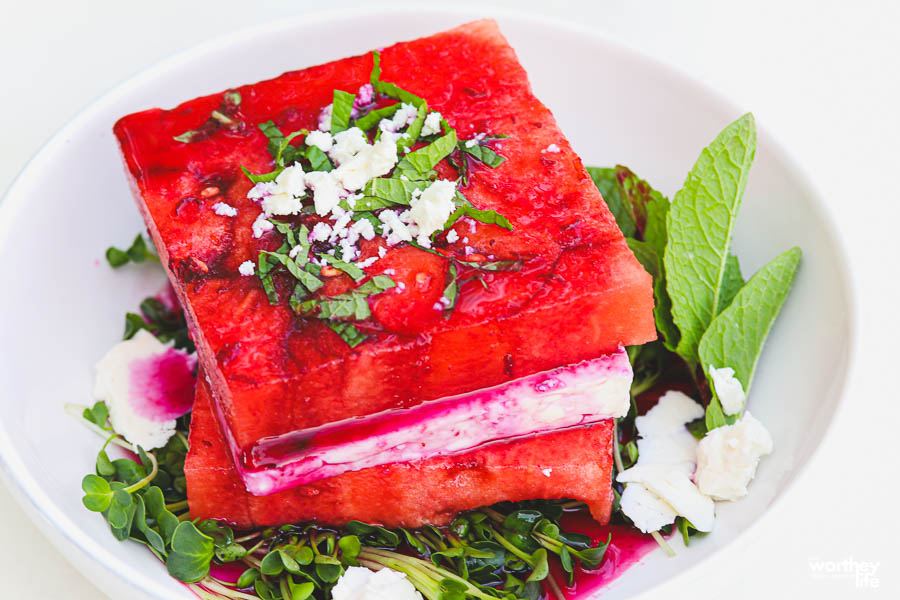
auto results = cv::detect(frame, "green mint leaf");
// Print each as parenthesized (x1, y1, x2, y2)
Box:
(400, 130, 457, 174)
(258, 121, 285, 159)
(587, 167, 637, 238)
(718, 253, 745, 313)
(241, 165, 280, 184)
(326, 322, 368, 348)
(699, 246, 801, 427)
(441, 262, 460, 313)
(443, 203, 513, 232)
(319, 254, 365, 281)
(625, 239, 659, 280)
(303, 145, 333, 172)
(456, 259, 523, 272)
(354, 102, 401, 131)
(331, 90, 355, 134)
(346, 177, 429, 211)
(370, 51, 426, 108)
(166, 521, 215, 583)
(460, 142, 506, 168)
(664, 113, 757, 364)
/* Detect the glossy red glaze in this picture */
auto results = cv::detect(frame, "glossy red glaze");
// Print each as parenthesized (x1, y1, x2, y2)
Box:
(186, 375, 615, 530)
(114, 20, 655, 460)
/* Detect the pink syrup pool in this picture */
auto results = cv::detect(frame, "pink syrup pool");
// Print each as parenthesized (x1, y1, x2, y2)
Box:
(129, 348, 196, 421)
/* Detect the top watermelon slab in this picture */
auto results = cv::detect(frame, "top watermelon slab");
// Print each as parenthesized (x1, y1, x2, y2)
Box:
(114, 20, 656, 456)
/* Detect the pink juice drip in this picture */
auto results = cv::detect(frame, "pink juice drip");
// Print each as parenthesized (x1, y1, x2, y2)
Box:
(550, 511, 658, 599)
(128, 349, 196, 421)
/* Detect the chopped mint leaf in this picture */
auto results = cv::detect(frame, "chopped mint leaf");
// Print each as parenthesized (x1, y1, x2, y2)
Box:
(369, 51, 426, 108)
(699, 246, 801, 428)
(397, 103, 427, 153)
(456, 259, 523, 272)
(460, 142, 506, 168)
(319, 254, 365, 281)
(441, 262, 460, 314)
(331, 90, 355, 134)
(343, 178, 429, 211)
(240, 165, 280, 184)
(354, 103, 401, 131)
(106, 233, 158, 268)
(295, 275, 395, 321)
(407, 130, 457, 173)
(664, 113, 757, 365)
(443, 203, 513, 233)
(303, 145, 333, 172)
(173, 90, 244, 143)
(326, 322, 368, 348)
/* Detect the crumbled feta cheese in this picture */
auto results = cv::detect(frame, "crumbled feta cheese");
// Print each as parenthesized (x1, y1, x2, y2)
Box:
(350, 218, 376, 241)
(305, 130, 334, 152)
(247, 181, 277, 201)
(339, 238, 359, 262)
(345, 193, 363, 209)
(542, 468, 553, 478)
(464, 246, 475, 256)
(335, 137, 399, 191)
(318, 103, 333, 131)
(252, 213, 274, 238)
(238, 260, 255, 276)
(329, 127, 369, 166)
(329, 209, 355, 243)
(356, 255, 379, 269)
(354, 83, 375, 108)
(399, 174, 409, 182)
(92, 330, 196, 450)
(378, 247, 388, 258)
(432, 302, 443, 311)
(379, 210, 412, 245)
(409, 179, 456, 244)
(542, 143, 561, 153)
(468, 219, 477, 234)
(310, 221, 333, 243)
(332, 566, 422, 600)
(446, 229, 459, 243)
(261, 192, 302, 216)
(617, 391, 714, 532)
(695, 411, 773, 501)
(379, 103, 418, 134)
(421, 111, 443, 136)
(708, 365, 746, 415)
(397, 281, 406, 290)
(304, 171, 346, 216)
(212, 202, 237, 217)
(288, 245, 304, 259)
(464, 132, 486, 148)
(276, 164, 307, 196)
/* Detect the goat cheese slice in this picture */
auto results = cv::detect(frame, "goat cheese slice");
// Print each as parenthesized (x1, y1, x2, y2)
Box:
(332, 567, 422, 600)
(93, 330, 196, 450)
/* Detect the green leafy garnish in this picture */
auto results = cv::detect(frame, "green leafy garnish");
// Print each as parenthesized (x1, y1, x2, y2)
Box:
(319, 254, 366, 281)
(399, 130, 458, 175)
(699, 247, 801, 428)
(664, 113, 757, 366)
(105, 233, 158, 267)
(296, 275, 396, 320)
(331, 90, 355, 134)
(173, 90, 243, 143)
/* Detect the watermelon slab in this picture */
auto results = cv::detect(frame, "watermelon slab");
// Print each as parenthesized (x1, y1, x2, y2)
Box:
(114, 19, 655, 492)
(186, 374, 615, 529)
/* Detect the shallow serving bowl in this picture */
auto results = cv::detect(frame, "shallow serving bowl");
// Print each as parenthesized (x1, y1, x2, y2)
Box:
(0, 7, 854, 600)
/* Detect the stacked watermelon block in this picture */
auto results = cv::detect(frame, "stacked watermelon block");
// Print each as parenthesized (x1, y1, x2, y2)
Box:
(114, 20, 656, 527)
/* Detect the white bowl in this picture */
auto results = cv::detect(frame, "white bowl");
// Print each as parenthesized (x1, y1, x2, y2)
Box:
(0, 7, 855, 600)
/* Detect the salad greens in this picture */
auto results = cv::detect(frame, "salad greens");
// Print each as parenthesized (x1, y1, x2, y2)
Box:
(589, 113, 799, 549)
(88, 68, 801, 595)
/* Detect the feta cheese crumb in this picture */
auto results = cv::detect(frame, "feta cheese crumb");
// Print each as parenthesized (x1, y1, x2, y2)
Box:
(332, 566, 422, 600)
(464, 132, 486, 148)
(617, 464, 715, 532)
(409, 179, 457, 244)
(329, 127, 369, 166)
(432, 302, 443, 311)
(335, 137, 399, 191)
(695, 411, 773, 501)
(421, 111, 443, 136)
(542, 143, 561, 153)
(305, 130, 334, 152)
(446, 229, 459, 243)
(310, 221, 333, 243)
(379, 103, 418, 133)
(92, 330, 196, 450)
(541, 468, 553, 478)
(304, 171, 346, 216)
(378, 210, 412, 245)
(318, 103, 333, 131)
(349, 218, 376, 241)
(356, 255, 379, 269)
(397, 281, 406, 290)
(246, 181, 277, 201)
(619, 483, 678, 534)
(354, 83, 375, 108)
(708, 365, 746, 415)
(378, 247, 388, 258)
(212, 202, 237, 217)
(238, 260, 255, 276)
(252, 213, 274, 238)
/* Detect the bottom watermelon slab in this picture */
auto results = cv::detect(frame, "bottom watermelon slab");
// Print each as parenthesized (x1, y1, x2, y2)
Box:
(186, 374, 616, 530)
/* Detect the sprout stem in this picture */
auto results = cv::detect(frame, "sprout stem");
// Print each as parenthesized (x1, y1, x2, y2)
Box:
(545, 571, 567, 600)
(650, 530, 676, 557)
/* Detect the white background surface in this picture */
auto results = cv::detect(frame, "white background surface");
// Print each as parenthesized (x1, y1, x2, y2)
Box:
(1, 0, 897, 598)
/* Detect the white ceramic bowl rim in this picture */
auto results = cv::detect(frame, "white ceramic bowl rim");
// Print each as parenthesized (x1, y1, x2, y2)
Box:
(0, 5, 858, 599)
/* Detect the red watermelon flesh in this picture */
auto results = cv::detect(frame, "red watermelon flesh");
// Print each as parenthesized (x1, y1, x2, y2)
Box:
(186, 375, 615, 529)
(114, 20, 655, 469)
